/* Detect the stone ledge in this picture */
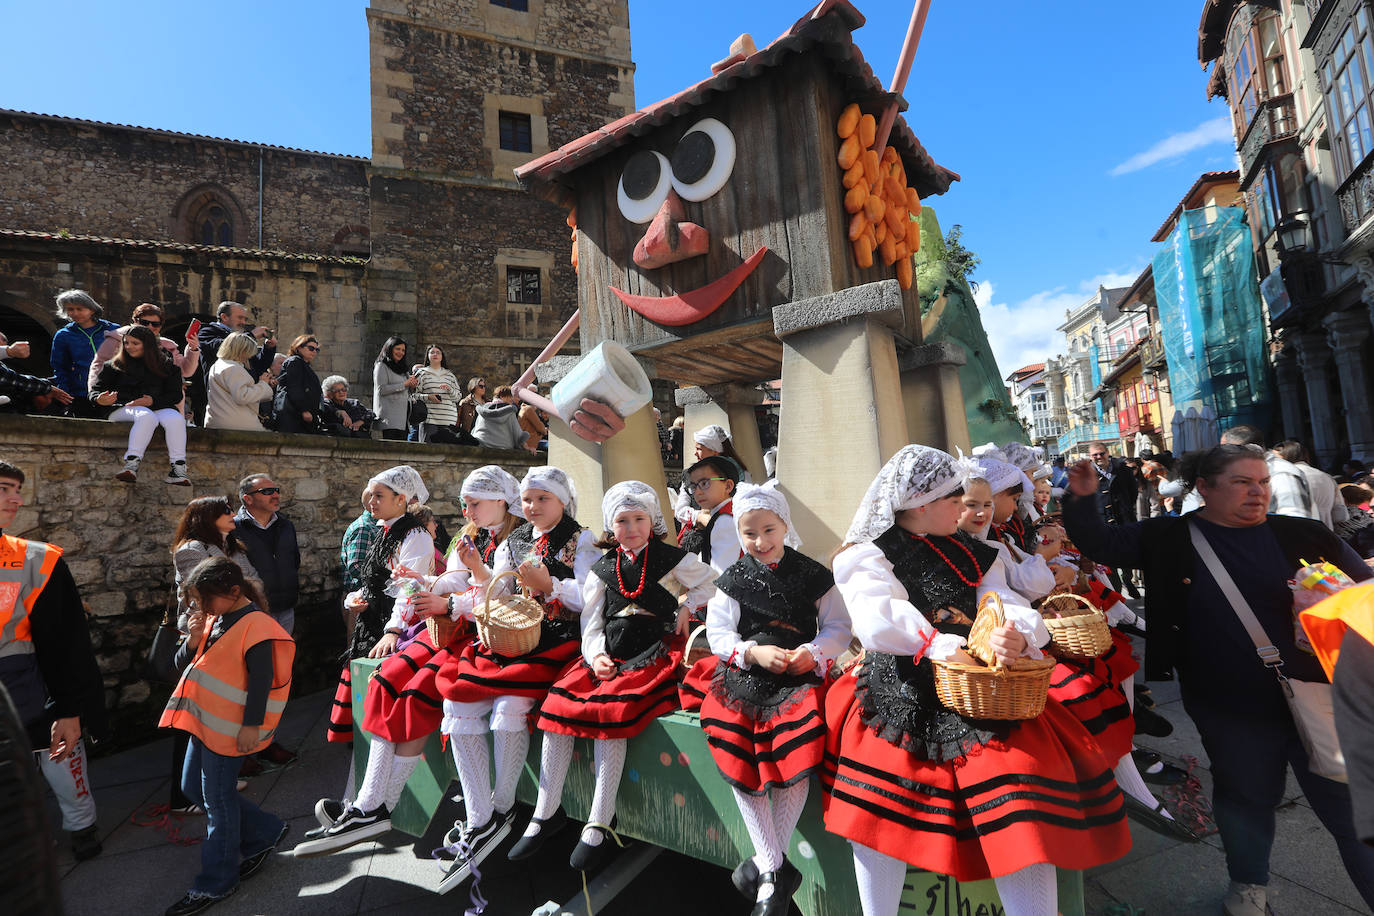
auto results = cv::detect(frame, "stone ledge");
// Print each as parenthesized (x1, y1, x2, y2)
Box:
(899, 341, 968, 371)
(674, 384, 766, 408)
(771, 279, 904, 338)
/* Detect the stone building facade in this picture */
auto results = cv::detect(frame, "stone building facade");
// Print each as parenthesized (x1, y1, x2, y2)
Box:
(0, 0, 635, 389)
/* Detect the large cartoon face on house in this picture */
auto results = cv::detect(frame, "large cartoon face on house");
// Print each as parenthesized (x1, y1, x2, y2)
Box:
(515, 2, 957, 386)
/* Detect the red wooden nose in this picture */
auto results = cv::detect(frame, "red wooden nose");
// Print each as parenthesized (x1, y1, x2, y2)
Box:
(633, 189, 709, 269)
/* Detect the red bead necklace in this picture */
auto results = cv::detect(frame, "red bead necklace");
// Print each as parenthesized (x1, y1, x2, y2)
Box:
(615, 547, 650, 598)
(908, 533, 983, 587)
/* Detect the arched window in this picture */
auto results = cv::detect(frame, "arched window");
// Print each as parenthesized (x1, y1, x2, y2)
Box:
(196, 204, 234, 247)
(172, 184, 248, 248)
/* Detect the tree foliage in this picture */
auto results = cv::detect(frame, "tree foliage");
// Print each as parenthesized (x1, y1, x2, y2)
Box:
(943, 224, 980, 293)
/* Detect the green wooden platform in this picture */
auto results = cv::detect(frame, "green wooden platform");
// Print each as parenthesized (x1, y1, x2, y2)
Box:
(350, 658, 1084, 916)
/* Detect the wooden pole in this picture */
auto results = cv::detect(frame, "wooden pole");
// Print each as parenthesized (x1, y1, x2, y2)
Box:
(512, 310, 581, 417)
(873, 0, 933, 154)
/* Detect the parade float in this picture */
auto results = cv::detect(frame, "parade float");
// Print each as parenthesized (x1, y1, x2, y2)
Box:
(352, 3, 1071, 912)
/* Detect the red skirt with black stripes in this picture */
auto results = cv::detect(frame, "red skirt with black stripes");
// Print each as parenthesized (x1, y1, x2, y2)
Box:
(1047, 628, 1139, 762)
(327, 664, 357, 744)
(537, 644, 682, 739)
(435, 634, 582, 702)
(360, 631, 471, 743)
(698, 660, 827, 795)
(677, 654, 714, 713)
(821, 664, 1131, 881)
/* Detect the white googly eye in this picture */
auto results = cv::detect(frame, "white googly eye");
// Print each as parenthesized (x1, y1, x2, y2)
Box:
(670, 118, 735, 202)
(617, 150, 672, 224)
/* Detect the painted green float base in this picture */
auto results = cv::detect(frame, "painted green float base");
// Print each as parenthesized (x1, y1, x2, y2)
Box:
(350, 658, 1084, 916)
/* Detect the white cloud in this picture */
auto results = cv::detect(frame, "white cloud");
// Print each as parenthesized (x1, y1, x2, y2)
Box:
(1109, 117, 1234, 176)
(977, 271, 1143, 376)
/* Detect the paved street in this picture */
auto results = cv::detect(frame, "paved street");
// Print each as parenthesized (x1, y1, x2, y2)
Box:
(53, 628, 1372, 915)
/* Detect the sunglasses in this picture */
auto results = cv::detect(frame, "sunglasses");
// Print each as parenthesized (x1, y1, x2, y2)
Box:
(303, 344, 320, 352)
(135, 318, 163, 328)
(689, 477, 729, 491)
(248, 487, 282, 496)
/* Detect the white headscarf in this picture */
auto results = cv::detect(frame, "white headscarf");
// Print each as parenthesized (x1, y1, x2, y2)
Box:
(733, 480, 801, 549)
(1001, 442, 1044, 474)
(971, 442, 1009, 463)
(369, 465, 429, 505)
(972, 457, 1023, 496)
(521, 466, 577, 517)
(461, 465, 524, 519)
(601, 480, 668, 536)
(845, 445, 978, 544)
(693, 424, 729, 452)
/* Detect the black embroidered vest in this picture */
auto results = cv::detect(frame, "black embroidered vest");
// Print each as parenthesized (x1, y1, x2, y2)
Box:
(714, 549, 832, 650)
(349, 512, 424, 661)
(679, 501, 733, 565)
(871, 527, 999, 636)
(505, 513, 584, 644)
(591, 539, 687, 660)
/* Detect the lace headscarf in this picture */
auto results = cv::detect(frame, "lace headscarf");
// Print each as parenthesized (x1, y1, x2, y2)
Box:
(521, 466, 577, 516)
(972, 457, 1023, 496)
(601, 480, 668, 536)
(733, 480, 802, 548)
(368, 465, 429, 505)
(461, 465, 524, 519)
(845, 445, 978, 544)
(693, 424, 729, 451)
(1000, 442, 1044, 474)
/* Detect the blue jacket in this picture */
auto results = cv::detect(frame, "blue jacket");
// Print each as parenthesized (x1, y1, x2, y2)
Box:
(50, 319, 118, 397)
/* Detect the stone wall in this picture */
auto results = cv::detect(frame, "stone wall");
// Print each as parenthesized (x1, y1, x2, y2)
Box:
(0, 110, 370, 254)
(0, 413, 541, 748)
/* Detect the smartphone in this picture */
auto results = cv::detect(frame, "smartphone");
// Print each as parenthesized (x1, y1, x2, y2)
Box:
(460, 535, 476, 551)
(186, 318, 202, 341)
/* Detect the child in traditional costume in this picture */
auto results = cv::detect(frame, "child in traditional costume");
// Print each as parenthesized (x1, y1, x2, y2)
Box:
(433, 466, 598, 893)
(698, 481, 850, 916)
(512, 481, 716, 872)
(822, 446, 1131, 916)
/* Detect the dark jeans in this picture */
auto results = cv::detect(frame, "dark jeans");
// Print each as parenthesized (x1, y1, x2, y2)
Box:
(1185, 694, 1374, 905)
(181, 736, 284, 897)
(381, 428, 406, 441)
(171, 730, 193, 808)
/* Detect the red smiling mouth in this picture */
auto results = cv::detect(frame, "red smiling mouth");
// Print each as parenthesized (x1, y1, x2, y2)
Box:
(610, 246, 767, 327)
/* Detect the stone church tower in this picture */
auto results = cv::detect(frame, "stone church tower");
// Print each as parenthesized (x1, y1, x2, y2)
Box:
(365, 0, 635, 382)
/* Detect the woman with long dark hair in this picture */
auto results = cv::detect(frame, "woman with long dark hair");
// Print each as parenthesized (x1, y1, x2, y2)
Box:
(372, 336, 418, 440)
(91, 324, 190, 485)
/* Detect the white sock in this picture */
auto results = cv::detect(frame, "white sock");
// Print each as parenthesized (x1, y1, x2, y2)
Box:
(451, 734, 492, 830)
(733, 788, 784, 872)
(992, 863, 1058, 916)
(769, 781, 808, 862)
(384, 754, 421, 811)
(353, 738, 396, 812)
(343, 751, 357, 801)
(581, 739, 626, 846)
(492, 729, 528, 814)
(530, 733, 575, 825)
(1123, 673, 1135, 712)
(851, 841, 907, 916)
(1113, 752, 1173, 818)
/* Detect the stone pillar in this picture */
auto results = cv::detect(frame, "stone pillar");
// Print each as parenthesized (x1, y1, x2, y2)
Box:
(899, 341, 970, 454)
(536, 354, 671, 531)
(773, 280, 909, 559)
(1324, 310, 1374, 463)
(674, 384, 767, 480)
(1272, 346, 1307, 445)
(1293, 331, 1342, 469)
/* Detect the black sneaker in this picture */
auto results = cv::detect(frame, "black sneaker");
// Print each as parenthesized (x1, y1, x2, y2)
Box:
(291, 804, 391, 857)
(239, 823, 290, 880)
(436, 809, 514, 895)
(507, 807, 566, 861)
(314, 798, 345, 827)
(71, 824, 102, 861)
(164, 886, 236, 916)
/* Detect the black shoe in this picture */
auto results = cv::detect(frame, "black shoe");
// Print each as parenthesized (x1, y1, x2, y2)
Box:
(164, 886, 236, 916)
(732, 857, 760, 899)
(1133, 704, 1173, 738)
(436, 809, 514, 895)
(508, 808, 567, 861)
(568, 821, 618, 872)
(752, 860, 803, 916)
(1133, 683, 1155, 708)
(240, 823, 290, 880)
(71, 824, 102, 861)
(291, 803, 391, 857)
(1123, 794, 1202, 842)
(1133, 749, 1188, 786)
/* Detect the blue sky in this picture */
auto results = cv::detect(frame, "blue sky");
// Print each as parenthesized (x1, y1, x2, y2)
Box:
(0, 0, 1234, 375)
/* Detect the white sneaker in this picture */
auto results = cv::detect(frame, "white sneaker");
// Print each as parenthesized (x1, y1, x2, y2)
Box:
(1222, 882, 1271, 916)
(165, 460, 191, 486)
(115, 455, 140, 482)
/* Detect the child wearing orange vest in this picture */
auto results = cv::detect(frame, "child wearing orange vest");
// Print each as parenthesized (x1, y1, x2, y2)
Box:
(160, 556, 294, 916)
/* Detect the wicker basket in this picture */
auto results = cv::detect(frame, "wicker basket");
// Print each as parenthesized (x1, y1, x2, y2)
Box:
(473, 569, 544, 657)
(679, 624, 713, 674)
(425, 613, 470, 649)
(931, 592, 1056, 721)
(1041, 591, 1112, 659)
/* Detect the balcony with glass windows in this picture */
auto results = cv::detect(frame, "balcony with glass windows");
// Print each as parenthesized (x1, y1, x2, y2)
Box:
(1238, 93, 1298, 181)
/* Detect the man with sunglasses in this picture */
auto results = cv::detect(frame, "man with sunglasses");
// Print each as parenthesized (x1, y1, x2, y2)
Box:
(86, 304, 200, 414)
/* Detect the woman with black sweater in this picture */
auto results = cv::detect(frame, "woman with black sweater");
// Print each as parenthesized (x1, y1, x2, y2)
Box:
(92, 324, 190, 485)
(272, 335, 324, 434)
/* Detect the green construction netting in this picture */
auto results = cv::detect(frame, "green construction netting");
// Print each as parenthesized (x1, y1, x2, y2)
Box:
(1151, 206, 1272, 432)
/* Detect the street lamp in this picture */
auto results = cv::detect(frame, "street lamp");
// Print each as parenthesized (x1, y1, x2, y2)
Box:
(1275, 213, 1311, 257)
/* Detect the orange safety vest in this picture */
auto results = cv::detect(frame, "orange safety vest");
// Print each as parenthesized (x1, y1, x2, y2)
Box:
(0, 534, 63, 659)
(159, 609, 295, 756)
(1299, 582, 1374, 681)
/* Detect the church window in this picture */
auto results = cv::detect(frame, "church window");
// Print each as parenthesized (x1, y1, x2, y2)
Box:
(198, 205, 234, 246)
(507, 267, 541, 304)
(499, 112, 533, 152)
(491, 0, 529, 10)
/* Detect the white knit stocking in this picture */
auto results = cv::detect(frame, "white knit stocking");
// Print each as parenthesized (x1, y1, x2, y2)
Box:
(1123, 672, 1135, 711)
(451, 734, 492, 829)
(353, 738, 396, 812)
(851, 841, 907, 916)
(769, 781, 809, 860)
(492, 728, 529, 814)
(530, 733, 574, 824)
(992, 863, 1058, 916)
(1113, 752, 1173, 818)
(383, 754, 421, 810)
(733, 788, 784, 872)
(581, 738, 626, 846)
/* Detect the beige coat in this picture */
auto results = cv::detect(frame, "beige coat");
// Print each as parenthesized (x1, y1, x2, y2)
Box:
(204, 358, 273, 430)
